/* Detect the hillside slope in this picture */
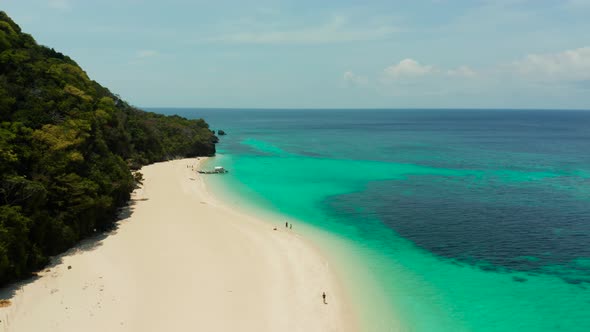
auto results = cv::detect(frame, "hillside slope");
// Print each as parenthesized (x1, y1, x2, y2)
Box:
(0, 11, 217, 284)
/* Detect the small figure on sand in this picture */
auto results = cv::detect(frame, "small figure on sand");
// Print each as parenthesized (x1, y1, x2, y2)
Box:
(322, 292, 327, 304)
(290, 223, 292, 229)
(285, 221, 288, 228)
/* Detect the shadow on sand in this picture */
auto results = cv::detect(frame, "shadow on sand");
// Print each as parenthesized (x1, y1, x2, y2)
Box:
(0, 196, 147, 303)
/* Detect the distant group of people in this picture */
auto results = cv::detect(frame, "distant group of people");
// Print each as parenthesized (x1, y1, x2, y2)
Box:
(274, 221, 293, 231)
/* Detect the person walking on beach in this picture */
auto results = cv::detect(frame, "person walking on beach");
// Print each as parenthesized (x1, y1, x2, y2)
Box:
(290, 223, 292, 229)
(322, 292, 327, 304)
(285, 221, 288, 228)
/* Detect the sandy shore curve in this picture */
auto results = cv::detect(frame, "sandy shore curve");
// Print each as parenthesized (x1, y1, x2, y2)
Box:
(0, 158, 355, 332)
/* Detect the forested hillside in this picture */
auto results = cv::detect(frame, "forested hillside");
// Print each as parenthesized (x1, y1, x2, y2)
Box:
(0, 11, 217, 285)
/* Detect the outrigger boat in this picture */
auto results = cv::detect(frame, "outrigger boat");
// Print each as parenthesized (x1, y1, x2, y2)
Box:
(197, 166, 228, 174)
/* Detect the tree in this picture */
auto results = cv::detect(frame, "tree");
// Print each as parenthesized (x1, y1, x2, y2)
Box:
(0, 11, 218, 285)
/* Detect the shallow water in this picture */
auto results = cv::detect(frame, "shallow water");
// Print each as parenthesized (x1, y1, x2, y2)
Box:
(153, 108, 590, 331)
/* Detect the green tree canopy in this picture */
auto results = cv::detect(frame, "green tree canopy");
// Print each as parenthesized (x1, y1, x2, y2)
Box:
(0, 11, 218, 285)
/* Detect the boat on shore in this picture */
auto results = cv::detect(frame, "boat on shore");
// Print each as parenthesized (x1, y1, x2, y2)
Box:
(198, 166, 228, 174)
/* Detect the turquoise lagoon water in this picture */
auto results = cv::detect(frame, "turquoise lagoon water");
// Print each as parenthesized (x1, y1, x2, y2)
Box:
(154, 109, 590, 331)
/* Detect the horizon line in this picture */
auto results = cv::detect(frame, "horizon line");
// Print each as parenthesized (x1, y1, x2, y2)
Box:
(141, 106, 590, 111)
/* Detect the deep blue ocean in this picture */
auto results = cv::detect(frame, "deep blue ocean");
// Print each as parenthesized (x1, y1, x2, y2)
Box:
(153, 108, 590, 331)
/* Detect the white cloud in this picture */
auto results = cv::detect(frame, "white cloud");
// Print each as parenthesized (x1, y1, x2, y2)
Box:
(343, 71, 368, 86)
(375, 59, 484, 97)
(511, 47, 590, 81)
(447, 65, 477, 78)
(48, 0, 70, 10)
(350, 46, 590, 100)
(379, 47, 590, 86)
(383, 59, 435, 79)
(206, 15, 397, 44)
(136, 50, 159, 58)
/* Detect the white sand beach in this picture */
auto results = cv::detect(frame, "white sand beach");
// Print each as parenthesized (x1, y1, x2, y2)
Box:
(0, 158, 355, 332)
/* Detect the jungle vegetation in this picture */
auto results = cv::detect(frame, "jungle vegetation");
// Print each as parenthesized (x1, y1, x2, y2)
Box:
(0, 11, 218, 285)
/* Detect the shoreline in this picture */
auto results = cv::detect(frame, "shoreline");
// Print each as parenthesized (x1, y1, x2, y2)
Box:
(0, 158, 356, 331)
(201, 154, 403, 331)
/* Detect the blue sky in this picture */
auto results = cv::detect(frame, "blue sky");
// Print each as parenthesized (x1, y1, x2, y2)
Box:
(2, 0, 590, 108)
